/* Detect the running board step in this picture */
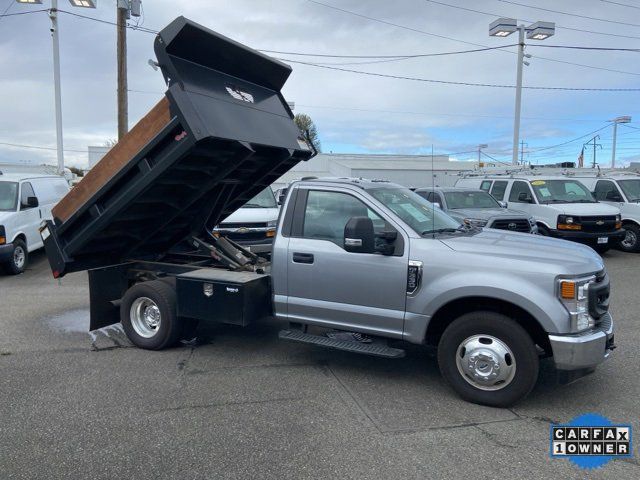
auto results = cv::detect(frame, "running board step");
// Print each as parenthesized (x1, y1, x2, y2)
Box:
(278, 329, 405, 358)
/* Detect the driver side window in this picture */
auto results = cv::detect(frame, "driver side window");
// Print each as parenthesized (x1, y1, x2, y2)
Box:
(302, 190, 385, 248)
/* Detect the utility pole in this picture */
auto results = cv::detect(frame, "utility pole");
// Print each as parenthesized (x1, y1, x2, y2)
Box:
(584, 135, 602, 169)
(477, 144, 488, 164)
(512, 26, 525, 166)
(520, 140, 527, 165)
(117, 0, 129, 141)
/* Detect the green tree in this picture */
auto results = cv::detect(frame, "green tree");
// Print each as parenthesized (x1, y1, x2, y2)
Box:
(68, 166, 84, 177)
(294, 113, 321, 152)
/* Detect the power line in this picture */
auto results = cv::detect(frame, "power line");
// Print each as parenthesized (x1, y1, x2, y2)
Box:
(279, 57, 640, 91)
(527, 124, 613, 153)
(304, 0, 640, 76)
(57, 9, 158, 34)
(0, 141, 87, 153)
(495, 0, 640, 28)
(536, 45, 640, 53)
(600, 0, 640, 10)
(424, 0, 640, 40)
(0, 8, 49, 18)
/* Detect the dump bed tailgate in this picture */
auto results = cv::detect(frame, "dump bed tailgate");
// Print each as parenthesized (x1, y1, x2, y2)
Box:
(44, 17, 313, 277)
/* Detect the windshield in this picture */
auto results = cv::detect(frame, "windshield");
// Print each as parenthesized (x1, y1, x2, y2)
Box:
(444, 191, 500, 209)
(618, 179, 640, 202)
(530, 179, 596, 204)
(243, 187, 277, 208)
(368, 187, 462, 235)
(0, 181, 18, 211)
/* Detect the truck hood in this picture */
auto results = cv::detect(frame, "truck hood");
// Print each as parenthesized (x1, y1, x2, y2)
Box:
(219, 207, 279, 225)
(449, 207, 528, 220)
(439, 229, 603, 274)
(541, 202, 620, 216)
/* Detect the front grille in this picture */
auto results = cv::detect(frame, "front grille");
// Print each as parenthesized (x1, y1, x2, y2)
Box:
(589, 270, 610, 319)
(490, 218, 531, 232)
(218, 222, 268, 229)
(224, 231, 270, 242)
(581, 216, 617, 233)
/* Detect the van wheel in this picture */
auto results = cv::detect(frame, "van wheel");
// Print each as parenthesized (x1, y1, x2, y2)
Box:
(121, 280, 181, 350)
(437, 311, 539, 407)
(3, 239, 28, 275)
(618, 224, 640, 252)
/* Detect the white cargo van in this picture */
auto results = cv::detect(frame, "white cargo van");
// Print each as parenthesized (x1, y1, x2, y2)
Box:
(456, 174, 624, 253)
(0, 172, 69, 274)
(577, 172, 640, 252)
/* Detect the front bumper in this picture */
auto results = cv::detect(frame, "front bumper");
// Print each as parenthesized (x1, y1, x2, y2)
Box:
(0, 243, 13, 262)
(549, 312, 615, 370)
(549, 228, 626, 244)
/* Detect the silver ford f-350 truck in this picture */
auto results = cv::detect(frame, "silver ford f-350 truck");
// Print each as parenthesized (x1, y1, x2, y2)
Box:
(42, 17, 615, 408)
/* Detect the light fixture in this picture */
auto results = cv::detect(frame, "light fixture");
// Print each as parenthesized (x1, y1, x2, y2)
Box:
(489, 18, 517, 37)
(526, 21, 555, 40)
(68, 0, 97, 8)
(15, 0, 43, 4)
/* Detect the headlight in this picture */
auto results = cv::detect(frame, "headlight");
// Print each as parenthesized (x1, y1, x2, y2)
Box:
(266, 219, 277, 237)
(463, 218, 487, 228)
(557, 276, 595, 332)
(557, 215, 581, 230)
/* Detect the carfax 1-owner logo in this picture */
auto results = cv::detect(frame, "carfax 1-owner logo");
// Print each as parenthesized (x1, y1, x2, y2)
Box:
(550, 413, 633, 469)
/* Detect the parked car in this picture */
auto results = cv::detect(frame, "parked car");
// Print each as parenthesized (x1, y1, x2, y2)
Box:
(456, 175, 624, 253)
(212, 187, 279, 254)
(0, 172, 69, 274)
(577, 173, 640, 252)
(415, 187, 537, 233)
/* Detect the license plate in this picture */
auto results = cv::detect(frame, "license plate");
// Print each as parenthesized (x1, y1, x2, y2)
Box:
(597, 237, 608, 244)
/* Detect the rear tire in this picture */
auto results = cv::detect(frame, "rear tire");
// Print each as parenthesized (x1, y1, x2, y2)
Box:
(3, 239, 28, 275)
(437, 311, 539, 407)
(618, 223, 640, 253)
(121, 280, 181, 350)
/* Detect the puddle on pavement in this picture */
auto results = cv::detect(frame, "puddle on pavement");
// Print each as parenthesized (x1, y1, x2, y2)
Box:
(46, 309, 132, 350)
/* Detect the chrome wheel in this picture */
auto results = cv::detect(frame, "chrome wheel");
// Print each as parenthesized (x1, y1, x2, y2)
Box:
(13, 245, 25, 269)
(130, 297, 161, 338)
(455, 334, 516, 391)
(621, 229, 637, 249)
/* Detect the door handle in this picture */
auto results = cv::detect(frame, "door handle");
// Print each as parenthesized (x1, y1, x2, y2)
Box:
(292, 252, 314, 264)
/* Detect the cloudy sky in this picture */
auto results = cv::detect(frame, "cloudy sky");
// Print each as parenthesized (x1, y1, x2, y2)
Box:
(0, 0, 639, 168)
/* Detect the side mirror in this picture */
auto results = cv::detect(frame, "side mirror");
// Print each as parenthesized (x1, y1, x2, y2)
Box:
(517, 192, 533, 203)
(498, 201, 508, 208)
(23, 196, 39, 208)
(344, 217, 375, 254)
(433, 202, 441, 209)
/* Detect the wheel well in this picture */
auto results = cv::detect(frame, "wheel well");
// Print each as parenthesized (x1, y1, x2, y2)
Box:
(622, 219, 639, 228)
(14, 233, 26, 244)
(425, 296, 551, 354)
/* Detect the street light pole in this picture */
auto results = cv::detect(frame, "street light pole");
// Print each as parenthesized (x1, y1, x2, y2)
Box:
(117, 0, 128, 140)
(610, 115, 632, 168)
(512, 25, 524, 166)
(50, 0, 65, 175)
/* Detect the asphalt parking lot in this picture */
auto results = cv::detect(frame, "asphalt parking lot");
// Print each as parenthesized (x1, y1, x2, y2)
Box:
(1, 249, 638, 479)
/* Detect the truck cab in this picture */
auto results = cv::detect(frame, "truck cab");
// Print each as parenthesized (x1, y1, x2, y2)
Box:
(578, 173, 640, 252)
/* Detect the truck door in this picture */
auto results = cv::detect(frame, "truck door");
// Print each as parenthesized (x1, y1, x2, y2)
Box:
(18, 182, 42, 251)
(285, 188, 408, 338)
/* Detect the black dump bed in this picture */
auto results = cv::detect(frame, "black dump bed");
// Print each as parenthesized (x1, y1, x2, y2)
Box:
(44, 17, 313, 277)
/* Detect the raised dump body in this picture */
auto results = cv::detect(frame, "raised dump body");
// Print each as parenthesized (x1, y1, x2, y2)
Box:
(43, 16, 313, 277)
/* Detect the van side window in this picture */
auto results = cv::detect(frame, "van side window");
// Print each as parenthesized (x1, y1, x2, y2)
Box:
(431, 192, 443, 206)
(302, 190, 385, 247)
(490, 181, 508, 201)
(480, 180, 492, 192)
(594, 180, 622, 201)
(20, 182, 36, 209)
(509, 181, 533, 203)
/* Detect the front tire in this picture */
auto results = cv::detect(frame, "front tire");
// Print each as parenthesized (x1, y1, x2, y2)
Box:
(3, 239, 28, 275)
(437, 311, 539, 407)
(121, 280, 181, 350)
(618, 223, 640, 253)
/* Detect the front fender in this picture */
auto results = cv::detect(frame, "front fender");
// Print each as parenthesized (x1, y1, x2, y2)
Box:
(409, 270, 566, 335)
